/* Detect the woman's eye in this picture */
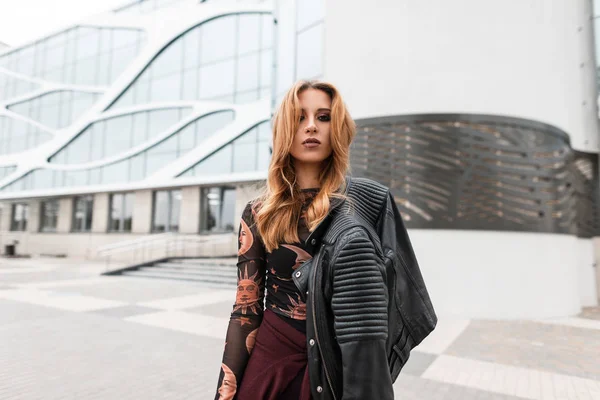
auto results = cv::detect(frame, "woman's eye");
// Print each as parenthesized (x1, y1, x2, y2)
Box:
(299, 115, 305, 121)
(318, 115, 331, 122)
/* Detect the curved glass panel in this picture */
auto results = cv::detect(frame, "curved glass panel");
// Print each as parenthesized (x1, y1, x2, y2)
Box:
(179, 120, 270, 177)
(114, 0, 187, 15)
(110, 13, 274, 108)
(0, 166, 16, 180)
(0, 116, 53, 155)
(8, 90, 101, 129)
(0, 72, 40, 103)
(0, 26, 145, 86)
(1, 111, 235, 191)
(49, 107, 192, 164)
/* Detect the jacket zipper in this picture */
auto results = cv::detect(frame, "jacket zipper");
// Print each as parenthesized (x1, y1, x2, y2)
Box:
(311, 246, 337, 400)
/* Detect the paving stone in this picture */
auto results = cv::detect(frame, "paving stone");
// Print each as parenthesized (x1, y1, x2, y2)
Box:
(89, 305, 162, 318)
(0, 299, 68, 325)
(48, 278, 207, 303)
(394, 374, 529, 400)
(184, 300, 234, 318)
(402, 351, 439, 377)
(445, 320, 600, 381)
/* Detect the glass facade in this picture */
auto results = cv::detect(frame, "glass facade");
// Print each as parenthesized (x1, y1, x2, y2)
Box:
(0, 110, 238, 192)
(10, 203, 29, 231)
(40, 199, 59, 232)
(201, 186, 236, 233)
(0, 26, 146, 86)
(0, 116, 53, 155)
(0, 72, 39, 103)
(180, 121, 270, 177)
(109, 193, 134, 232)
(50, 108, 192, 164)
(0, 5, 278, 197)
(110, 13, 273, 108)
(152, 189, 181, 232)
(72, 195, 93, 232)
(8, 91, 102, 129)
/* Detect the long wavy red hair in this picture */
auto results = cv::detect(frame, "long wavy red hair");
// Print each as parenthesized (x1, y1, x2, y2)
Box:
(255, 80, 356, 252)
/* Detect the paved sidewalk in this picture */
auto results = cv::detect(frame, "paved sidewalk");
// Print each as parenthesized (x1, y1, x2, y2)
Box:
(0, 258, 599, 399)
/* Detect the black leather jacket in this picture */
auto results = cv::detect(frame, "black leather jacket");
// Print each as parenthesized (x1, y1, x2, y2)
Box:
(292, 177, 437, 399)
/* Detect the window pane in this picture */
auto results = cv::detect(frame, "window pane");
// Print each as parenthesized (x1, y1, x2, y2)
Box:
(153, 191, 169, 232)
(221, 188, 236, 232)
(236, 53, 260, 92)
(11, 203, 29, 231)
(297, 0, 325, 31)
(296, 23, 324, 80)
(200, 15, 237, 63)
(123, 193, 134, 232)
(238, 14, 261, 54)
(109, 193, 123, 232)
(40, 199, 59, 232)
(199, 59, 235, 99)
(169, 190, 181, 232)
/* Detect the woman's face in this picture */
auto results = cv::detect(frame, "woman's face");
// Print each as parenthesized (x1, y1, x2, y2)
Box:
(289, 88, 333, 167)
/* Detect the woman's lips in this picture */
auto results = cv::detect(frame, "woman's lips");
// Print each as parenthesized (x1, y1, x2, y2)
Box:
(303, 142, 320, 148)
(302, 139, 321, 148)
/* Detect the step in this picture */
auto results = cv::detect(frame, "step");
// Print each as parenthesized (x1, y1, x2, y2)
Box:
(153, 262, 238, 272)
(122, 270, 236, 286)
(143, 266, 236, 279)
(175, 258, 237, 266)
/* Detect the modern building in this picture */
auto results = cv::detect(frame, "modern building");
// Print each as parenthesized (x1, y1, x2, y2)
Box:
(0, 0, 598, 319)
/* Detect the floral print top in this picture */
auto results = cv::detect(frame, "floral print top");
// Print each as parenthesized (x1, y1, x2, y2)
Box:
(215, 188, 318, 400)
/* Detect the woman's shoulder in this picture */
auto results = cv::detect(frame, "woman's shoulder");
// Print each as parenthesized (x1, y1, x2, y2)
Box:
(347, 176, 390, 194)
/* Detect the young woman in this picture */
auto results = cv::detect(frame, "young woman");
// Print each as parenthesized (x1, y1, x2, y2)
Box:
(215, 80, 436, 400)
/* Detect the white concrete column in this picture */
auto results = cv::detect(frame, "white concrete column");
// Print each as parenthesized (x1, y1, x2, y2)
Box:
(57, 197, 73, 233)
(27, 200, 41, 233)
(92, 193, 109, 233)
(132, 189, 153, 234)
(235, 182, 264, 222)
(180, 186, 200, 234)
(0, 202, 11, 232)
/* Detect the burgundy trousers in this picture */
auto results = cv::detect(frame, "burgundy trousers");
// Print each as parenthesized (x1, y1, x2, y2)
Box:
(237, 310, 312, 400)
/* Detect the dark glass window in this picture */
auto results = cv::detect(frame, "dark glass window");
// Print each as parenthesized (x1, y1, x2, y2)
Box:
(201, 186, 236, 233)
(72, 195, 93, 232)
(40, 199, 59, 232)
(152, 189, 181, 232)
(10, 203, 29, 231)
(109, 193, 134, 232)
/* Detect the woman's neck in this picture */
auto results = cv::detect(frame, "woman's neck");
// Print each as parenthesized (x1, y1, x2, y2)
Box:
(294, 161, 322, 190)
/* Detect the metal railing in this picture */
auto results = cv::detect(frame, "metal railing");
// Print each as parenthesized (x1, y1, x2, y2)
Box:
(96, 232, 236, 273)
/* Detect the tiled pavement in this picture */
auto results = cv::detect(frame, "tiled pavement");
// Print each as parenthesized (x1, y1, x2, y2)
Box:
(1, 257, 599, 400)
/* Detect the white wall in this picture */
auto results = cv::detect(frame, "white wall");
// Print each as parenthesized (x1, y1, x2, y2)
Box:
(577, 238, 598, 307)
(325, 0, 599, 152)
(409, 229, 590, 319)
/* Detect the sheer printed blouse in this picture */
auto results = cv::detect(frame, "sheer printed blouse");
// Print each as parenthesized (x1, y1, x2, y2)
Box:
(215, 189, 318, 400)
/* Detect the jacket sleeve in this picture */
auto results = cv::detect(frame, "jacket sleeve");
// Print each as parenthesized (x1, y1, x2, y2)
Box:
(330, 228, 394, 400)
(215, 202, 266, 400)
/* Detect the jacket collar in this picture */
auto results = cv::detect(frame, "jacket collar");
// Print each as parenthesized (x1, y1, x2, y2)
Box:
(303, 177, 352, 253)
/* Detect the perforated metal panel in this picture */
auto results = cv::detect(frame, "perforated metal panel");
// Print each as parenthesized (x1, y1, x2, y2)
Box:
(350, 114, 600, 237)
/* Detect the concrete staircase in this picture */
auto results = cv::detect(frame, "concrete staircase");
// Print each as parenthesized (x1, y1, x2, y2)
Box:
(120, 258, 237, 287)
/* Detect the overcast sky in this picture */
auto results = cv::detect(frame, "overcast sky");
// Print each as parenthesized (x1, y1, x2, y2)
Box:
(0, 0, 128, 47)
